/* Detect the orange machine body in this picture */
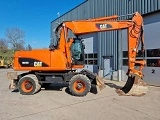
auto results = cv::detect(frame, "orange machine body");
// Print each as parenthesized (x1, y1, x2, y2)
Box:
(14, 49, 68, 71)
(13, 12, 145, 78)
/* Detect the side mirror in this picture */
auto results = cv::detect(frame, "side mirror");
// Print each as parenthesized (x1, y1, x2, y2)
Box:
(82, 43, 85, 49)
(49, 43, 55, 51)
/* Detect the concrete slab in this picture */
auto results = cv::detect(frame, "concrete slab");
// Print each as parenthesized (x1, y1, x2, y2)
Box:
(0, 69, 160, 120)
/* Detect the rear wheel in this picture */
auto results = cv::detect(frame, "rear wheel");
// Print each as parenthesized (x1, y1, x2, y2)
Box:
(18, 74, 41, 95)
(69, 74, 91, 97)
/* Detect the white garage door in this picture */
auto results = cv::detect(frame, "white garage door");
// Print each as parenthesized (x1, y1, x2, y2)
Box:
(143, 12, 160, 86)
(79, 33, 98, 73)
(121, 12, 160, 86)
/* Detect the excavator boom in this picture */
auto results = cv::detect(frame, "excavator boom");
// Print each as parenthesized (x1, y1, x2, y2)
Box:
(56, 12, 148, 96)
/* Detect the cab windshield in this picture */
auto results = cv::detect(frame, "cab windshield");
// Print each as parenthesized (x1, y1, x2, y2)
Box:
(71, 38, 85, 65)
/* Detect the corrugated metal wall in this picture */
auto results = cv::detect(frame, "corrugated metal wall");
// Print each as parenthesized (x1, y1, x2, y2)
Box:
(51, 0, 160, 70)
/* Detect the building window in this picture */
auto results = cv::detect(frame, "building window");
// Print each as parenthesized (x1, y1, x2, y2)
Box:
(85, 53, 98, 65)
(147, 59, 160, 67)
(123, 59, 128, 66)
(123, 51, 128, 58)
(88, 54, 93, 58)
(147, 49, 160, 57)
(93, 60, 97, 65)
(123, 49, 160, 67)
(123, 50, 145, 58)
(88, 60, 93, 65)
(85, 60, 87, 64)
(94, 53, 97, 58)
(85, 54, 87, 59)
(123, 59, 144, 66)
(136, 50, 145, 57)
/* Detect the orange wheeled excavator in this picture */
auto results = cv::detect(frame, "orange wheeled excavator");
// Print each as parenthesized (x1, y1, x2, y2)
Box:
(7, 12, 148, 96)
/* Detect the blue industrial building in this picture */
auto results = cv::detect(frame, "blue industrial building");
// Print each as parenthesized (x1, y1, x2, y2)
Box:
(51, 0, 160, 86)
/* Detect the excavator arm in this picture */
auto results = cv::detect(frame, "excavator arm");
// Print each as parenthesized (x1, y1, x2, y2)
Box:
(56, 12, 148, 96)
(57, 12, 145, 76)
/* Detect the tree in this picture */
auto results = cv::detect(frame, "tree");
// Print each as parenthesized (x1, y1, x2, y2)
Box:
(0, 38, 8, 53)
(5, 27, 25, 51)
(15, 43, 25, 50)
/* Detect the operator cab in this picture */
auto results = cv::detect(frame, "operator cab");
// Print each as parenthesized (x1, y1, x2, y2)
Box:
(71, 38, 85, 65)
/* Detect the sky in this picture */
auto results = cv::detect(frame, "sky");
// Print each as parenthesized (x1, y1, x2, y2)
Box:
(0, 0, 85, 48)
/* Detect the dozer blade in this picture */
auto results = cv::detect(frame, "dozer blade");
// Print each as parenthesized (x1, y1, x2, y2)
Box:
(116, 75, 148, 96)
(7, 72, 18, 90)
(96, 75, 106, 90)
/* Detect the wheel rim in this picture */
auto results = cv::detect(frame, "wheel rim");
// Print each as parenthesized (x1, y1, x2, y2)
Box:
(73, 80, 86, 93)
(21, 80, 33, 93)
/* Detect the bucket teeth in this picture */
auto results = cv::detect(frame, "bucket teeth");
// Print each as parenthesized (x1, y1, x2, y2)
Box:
(116, 76, 148, 96)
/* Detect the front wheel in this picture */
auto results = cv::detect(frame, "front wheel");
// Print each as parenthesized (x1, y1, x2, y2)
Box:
(69, 74, 91, 97)
(18, 74, 41, 95)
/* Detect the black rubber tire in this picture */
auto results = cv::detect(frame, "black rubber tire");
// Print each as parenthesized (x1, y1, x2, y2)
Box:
(18, 74, 41, 95)
(69, 74, 91, 97)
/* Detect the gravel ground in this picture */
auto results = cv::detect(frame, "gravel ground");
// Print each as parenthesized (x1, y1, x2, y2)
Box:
(0, 69, 160, 120)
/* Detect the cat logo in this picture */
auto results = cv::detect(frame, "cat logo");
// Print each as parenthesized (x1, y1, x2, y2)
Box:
(100, 24, 109, 29)
(34, 62, 42, 67)
(96, 23, 112, 29)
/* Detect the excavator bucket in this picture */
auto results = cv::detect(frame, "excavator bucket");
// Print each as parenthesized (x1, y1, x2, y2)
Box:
(116, 75, 148, 96)
(96, 75, 106, 90)
(80, 69, 106, 91)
